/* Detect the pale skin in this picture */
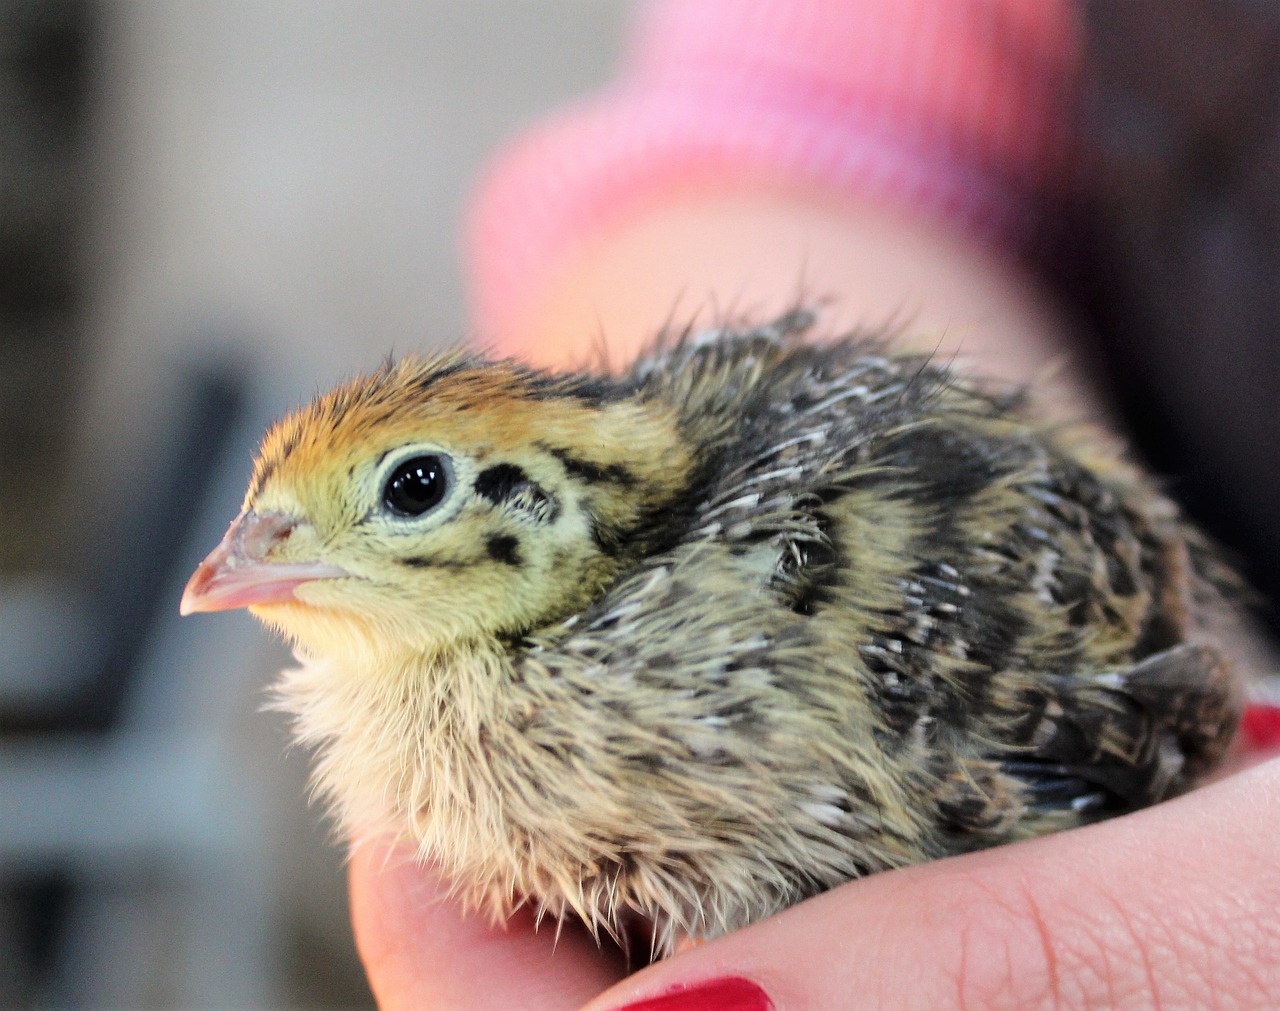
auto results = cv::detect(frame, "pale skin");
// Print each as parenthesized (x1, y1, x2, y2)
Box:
(349, 188, 1280, 1009)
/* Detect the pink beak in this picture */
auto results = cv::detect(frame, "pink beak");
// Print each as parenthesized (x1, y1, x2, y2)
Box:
(180, 510, 349, 615)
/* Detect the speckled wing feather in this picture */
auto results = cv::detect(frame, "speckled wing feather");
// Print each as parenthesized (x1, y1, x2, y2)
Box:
(513, 312, 1241, 947)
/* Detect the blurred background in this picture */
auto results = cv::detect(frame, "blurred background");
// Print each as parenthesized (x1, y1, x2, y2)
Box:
(0, 2, 628, 1006)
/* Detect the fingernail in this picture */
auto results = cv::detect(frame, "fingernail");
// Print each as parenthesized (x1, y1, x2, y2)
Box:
(608, 975, 774, 1011)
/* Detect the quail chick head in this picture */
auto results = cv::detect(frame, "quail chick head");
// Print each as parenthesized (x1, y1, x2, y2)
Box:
(182, 311, 1241, 955)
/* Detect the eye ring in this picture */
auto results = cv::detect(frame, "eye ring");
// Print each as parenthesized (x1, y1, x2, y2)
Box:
(383, 453, 451, 517)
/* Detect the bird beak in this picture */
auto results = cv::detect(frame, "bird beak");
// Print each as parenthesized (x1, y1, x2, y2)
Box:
(180, 510, 349, 615)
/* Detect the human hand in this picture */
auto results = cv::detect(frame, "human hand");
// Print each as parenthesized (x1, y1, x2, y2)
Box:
(348, 842, 628, 1010)
(350, 754, 1280, 1010)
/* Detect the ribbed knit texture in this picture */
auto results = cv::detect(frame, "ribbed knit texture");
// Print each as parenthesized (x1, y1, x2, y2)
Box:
(465, 0, 1082, 337)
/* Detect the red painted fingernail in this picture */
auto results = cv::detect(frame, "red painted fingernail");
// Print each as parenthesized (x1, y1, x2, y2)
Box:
(1243, 702, 1280, 752)
(608, 975, 774, 1011)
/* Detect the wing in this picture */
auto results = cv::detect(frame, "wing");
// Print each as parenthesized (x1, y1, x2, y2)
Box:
(1000, 643, 1240, 812)
(526, 321, 1241, 855)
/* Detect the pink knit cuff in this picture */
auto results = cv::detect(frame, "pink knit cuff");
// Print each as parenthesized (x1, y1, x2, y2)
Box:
(466, 0, 1082, 338)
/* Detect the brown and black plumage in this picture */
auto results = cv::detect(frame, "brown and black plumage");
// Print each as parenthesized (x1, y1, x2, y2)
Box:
(181, 311, 1241, 955)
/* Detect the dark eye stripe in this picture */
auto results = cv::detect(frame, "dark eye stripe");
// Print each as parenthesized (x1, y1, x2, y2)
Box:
(399, 554, 467, 570)
(485, 534, 522, 566)
(474, 464, 559, 524)
(545, 446, 637, 486)
(474, 464, 529, 504)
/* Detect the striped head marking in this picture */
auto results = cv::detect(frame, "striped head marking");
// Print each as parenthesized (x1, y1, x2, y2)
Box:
(186, 351, 694, 655)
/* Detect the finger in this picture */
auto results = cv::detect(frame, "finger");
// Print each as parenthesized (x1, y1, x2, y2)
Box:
(349, 840, 628, 1011)
(583, 758, 1280, 1011)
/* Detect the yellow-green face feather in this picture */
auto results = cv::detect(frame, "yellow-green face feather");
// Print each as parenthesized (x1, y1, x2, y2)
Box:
(242, 351, 694, 659)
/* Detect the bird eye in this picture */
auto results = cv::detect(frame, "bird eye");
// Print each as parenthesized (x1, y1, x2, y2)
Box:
(383, 454, 449, 517)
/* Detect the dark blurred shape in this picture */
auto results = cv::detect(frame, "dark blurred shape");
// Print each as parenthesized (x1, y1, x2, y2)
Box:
(0, 873, 71, 1003)
(0, 357, 257, 1006)
(0, 0, 248, 732)
(0, 6, 100, 999)
(1, 351, 374, 1008)
(73, 365, 247, 733)
(1075, 0, 1280, 633)
(0, 0, 96, 574)
(0, 364, 248, 733)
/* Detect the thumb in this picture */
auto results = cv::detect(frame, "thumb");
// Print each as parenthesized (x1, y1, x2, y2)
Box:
(349, 840, 627, 1011)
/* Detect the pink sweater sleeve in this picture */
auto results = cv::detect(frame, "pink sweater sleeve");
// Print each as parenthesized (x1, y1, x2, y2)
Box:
(465, 0, 1082, 338)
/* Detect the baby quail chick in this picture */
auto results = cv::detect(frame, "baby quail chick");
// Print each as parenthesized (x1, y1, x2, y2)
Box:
(182, 311, 1241, 955)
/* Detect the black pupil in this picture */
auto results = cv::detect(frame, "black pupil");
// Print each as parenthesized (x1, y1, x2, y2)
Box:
(384, 455, 447, 516)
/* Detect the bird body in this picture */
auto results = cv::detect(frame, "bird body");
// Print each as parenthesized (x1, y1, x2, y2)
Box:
(183, 312, 1241, 954)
